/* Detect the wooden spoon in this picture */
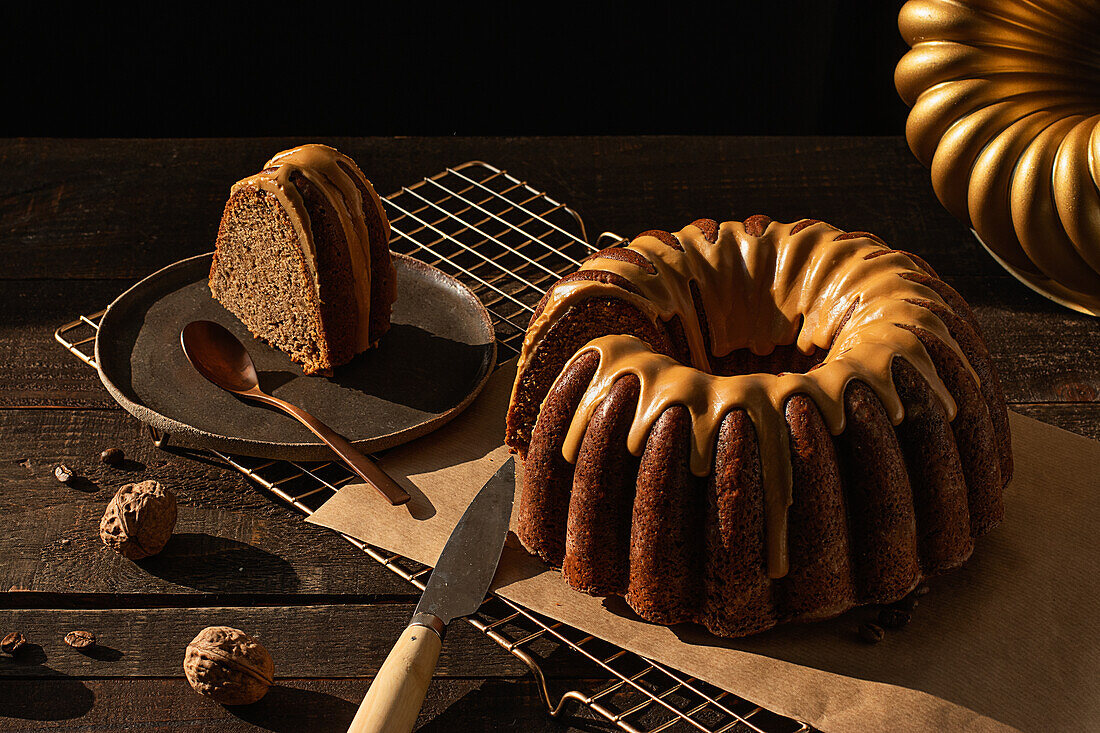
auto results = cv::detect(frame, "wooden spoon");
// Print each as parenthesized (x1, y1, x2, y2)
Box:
(181, 320, 409, 506)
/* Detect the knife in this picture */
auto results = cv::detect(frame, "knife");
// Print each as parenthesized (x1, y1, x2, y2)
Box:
(347, 457, 515, 733)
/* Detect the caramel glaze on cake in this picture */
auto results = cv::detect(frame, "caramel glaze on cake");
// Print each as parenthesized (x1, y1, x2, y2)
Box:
(209, 144, 397, 375)
(505, 216, 1012, 637)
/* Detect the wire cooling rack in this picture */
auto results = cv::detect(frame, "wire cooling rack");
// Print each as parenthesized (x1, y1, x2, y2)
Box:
(55, 161, 810, 733)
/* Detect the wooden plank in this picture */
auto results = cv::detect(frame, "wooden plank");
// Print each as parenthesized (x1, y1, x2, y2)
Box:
(0, 278, 123, 408)
(3, 399, 1099, 600)
(1011, 404, 1100, 443)
(0, 606, 534, 678)
(0, 500, 417, 601)
(0, 677, 603, 732)
(0, 136, 1029, 281)
(946, 276, 1100, 405)
(0, 407, 272, 515)
(0, 409, 416, 598)
(3, 396, 1099, 602)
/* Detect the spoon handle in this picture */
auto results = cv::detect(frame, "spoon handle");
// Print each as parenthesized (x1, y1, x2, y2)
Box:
(253, 393, 410, 506)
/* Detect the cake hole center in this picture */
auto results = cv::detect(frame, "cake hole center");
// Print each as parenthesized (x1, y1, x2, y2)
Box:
(709, 343, 829, 377)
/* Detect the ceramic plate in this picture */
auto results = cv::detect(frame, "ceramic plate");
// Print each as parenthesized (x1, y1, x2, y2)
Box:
(95, 252, 497, 459)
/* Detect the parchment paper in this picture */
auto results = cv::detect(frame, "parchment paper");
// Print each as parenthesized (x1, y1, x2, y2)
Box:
(308, 360, 1099, 732)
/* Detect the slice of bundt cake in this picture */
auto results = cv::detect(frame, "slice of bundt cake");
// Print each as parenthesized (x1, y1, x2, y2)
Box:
(506, 216, 1012, 638)
(209, 143, 397, 375)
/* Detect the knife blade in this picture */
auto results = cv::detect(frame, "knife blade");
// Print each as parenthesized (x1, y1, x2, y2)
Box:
(347, 457, 515, 733)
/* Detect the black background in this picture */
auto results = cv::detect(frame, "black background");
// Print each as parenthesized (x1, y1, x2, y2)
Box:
(4, 2, 911, 137)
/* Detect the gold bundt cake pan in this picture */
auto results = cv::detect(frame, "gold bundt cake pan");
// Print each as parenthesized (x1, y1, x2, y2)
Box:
(896, 0, 1100, 316)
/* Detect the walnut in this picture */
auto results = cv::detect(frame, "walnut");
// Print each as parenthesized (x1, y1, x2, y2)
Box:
(99, 480, 177, 559)
(184, 626, 274, 705)
(1, 631, 26, 655)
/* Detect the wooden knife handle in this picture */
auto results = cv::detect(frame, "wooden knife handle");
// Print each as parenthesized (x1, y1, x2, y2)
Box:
(347, 622, 442, 733)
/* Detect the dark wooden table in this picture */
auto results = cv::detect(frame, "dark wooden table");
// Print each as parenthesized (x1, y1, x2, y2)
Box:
(1, 137, 1097, 732)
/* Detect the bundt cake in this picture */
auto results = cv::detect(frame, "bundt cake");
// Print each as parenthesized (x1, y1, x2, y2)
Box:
(505, 216, 1012, 637)
(896, 0, 1100, 314)
(209, 143, 397, 375)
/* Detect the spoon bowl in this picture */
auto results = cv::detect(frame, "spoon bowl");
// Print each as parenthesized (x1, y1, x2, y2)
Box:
(180, 320, 409, 506)
(181, 320, 262, 394)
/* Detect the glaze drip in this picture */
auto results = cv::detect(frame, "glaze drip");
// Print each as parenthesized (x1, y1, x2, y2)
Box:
(233, 144, 388, 350)
(517, 219, 976, 578)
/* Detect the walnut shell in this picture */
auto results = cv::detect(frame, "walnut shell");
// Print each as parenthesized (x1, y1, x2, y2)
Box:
(184, 626, 274, 705)
(99, 480, 177, 560)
